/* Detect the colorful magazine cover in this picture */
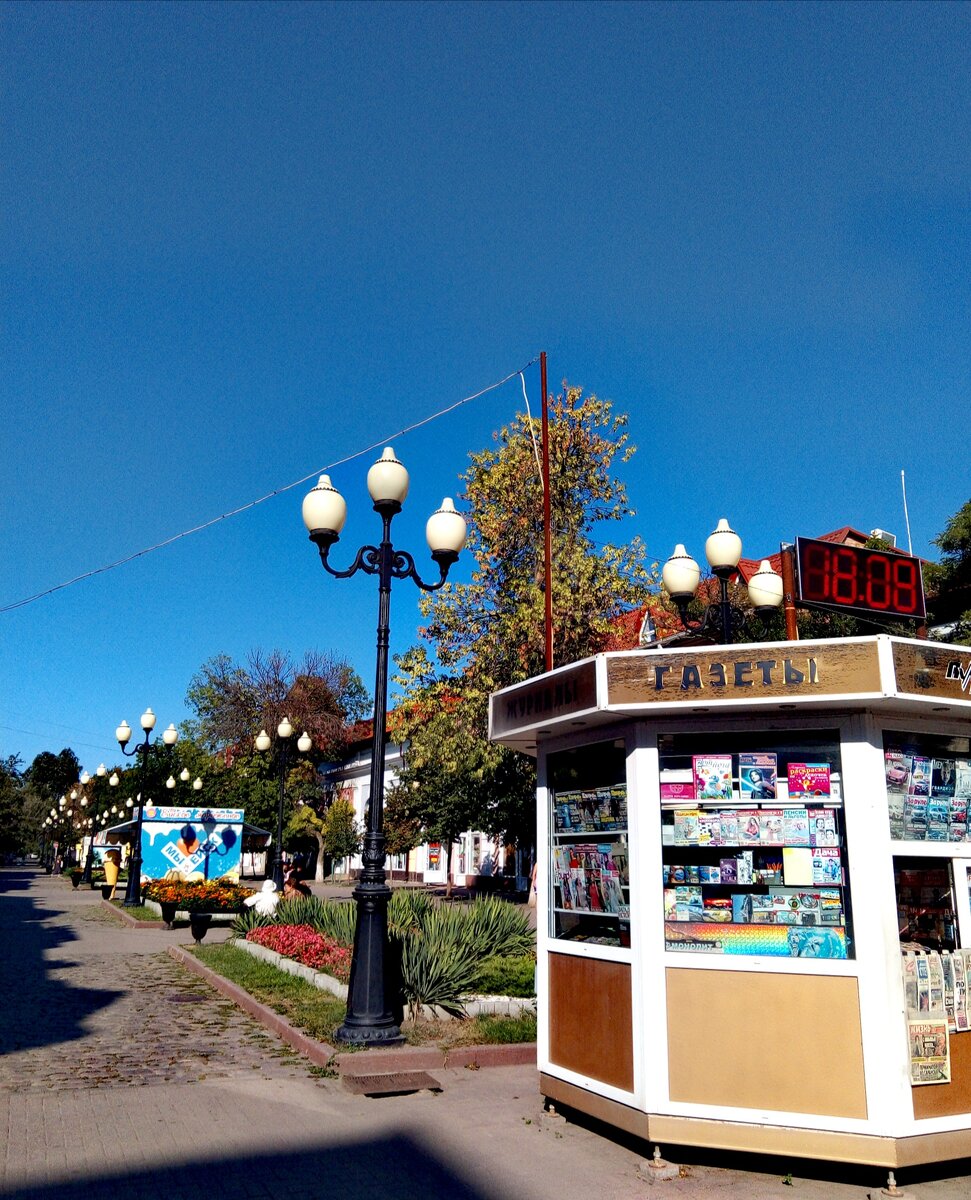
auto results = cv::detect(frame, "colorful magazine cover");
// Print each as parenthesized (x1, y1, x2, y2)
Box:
(948, 795, 968, 842)
(926, 800, 950, 842)
(808, 808, 837, 847)
(885, 748, 911, 793)
(909, 1019, 951, 1085)
(908, 756, 932, 797)
(759, 809, 784, 844)
(811, 847, 842, 884)
(739, 752, 778, 799)
(718, 809, 739, 845)
(673, 809, 700, 845)
(719, 857, 738, 884)
(903, 794, 929, 840)
(783, 807, 811, 846)
(738, 810, 762, 845)
(787, 762, 831, 798)
(692, 754, 733, 802)
(931, 759, 957, 798)
(697, 811, 721, 846)
(954, 760, 971, 800)
(660, 781, 694, 802)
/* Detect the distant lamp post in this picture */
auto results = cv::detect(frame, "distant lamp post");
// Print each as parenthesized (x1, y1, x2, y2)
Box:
(302, 446, 466, 1045)
(663, 519, 783, 646)
(256, 718, 311, 890)
(80, 764, 107, 884)
(115, 710, 178, 906)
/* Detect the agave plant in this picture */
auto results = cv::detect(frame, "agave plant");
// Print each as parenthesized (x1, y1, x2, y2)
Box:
(277, 895, 358, 946)
(230, 907, 273, 937)
(388, 888, 434, 936)
(456, 898, 534, 959)
(397, 903, 483, 1020)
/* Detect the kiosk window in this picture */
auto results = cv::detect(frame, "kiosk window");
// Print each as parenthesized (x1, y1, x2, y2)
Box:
(882, 731, 971, 843)
(548, 740, 630, 947)
(895, 858, 958, 952)
(657, 729, 853, 959)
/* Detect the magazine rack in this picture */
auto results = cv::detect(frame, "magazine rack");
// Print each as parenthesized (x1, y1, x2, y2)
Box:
(490, 635, 971, 1169)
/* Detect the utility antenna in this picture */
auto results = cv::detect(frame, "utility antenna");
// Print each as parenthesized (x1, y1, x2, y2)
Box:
(901, 469, 913, 555)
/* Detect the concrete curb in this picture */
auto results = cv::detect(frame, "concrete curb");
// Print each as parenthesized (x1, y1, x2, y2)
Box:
(167, 944, 537, 1077)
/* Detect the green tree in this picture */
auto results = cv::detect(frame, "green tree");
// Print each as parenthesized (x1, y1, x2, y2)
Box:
(185, 649, 369, 758)
(0, 755, 26, 855)
(322, 794, 361, 876)
(926, 499, 971, 644)
(394, 386, 653, 854)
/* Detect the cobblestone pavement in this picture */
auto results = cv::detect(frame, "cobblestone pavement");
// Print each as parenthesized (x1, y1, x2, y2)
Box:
(0, 872, 310, 1093)
(2, 868, 970, 1200)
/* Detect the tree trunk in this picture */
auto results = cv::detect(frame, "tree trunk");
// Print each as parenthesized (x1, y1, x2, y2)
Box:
(314, 832, 326, 882)
(444, 836, 454, 899)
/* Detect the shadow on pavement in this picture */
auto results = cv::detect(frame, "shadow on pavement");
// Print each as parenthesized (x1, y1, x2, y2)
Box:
(0, 874, 124, 1058)
(0, 1131, 498, 1200)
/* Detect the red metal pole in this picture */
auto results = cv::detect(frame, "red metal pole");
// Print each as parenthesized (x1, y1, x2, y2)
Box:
(540, 352, 553, 672)
(780, 544, 799, 641)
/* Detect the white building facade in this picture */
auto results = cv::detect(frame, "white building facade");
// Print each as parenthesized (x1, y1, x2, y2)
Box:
(326, 735, 529, 890)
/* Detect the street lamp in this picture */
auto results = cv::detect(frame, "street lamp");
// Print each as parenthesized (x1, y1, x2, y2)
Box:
(302, 446, 467, 1045)
(80, 764, 107, 884)
(256, 718, 312, 890)
(115, 709, 178, 906)
(662, 519, 783, 646)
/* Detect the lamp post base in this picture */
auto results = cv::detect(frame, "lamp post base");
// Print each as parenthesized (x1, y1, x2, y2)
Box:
(334, 1021, 405, 1047)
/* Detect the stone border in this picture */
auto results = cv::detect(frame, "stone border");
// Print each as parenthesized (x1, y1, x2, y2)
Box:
(168, 944, 536, 1076)
(235, 937, 537, 1021)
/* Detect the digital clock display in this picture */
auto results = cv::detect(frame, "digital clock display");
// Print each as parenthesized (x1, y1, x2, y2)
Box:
(795, 537, 925, 621)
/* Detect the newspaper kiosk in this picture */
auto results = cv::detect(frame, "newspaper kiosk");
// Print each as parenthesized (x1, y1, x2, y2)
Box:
(490, 635, 971, 1168)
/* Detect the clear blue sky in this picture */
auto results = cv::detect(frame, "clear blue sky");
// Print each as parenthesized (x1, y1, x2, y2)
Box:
(2, 1, 969, 773)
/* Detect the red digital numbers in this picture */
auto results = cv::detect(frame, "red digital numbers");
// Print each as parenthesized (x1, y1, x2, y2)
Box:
(795, 538, 925, 620)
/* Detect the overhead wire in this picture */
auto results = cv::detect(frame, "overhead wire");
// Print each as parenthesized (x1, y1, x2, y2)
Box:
(1, 356, 541, 615)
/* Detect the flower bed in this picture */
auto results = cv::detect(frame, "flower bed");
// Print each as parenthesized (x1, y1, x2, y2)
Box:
(143, 879, 253, 913)
(247, 924, 353, 983)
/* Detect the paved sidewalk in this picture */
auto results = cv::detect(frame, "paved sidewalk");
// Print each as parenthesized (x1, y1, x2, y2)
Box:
(2, 868, 969, 1200)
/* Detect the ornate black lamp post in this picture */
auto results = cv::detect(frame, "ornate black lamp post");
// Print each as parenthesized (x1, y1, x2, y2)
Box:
(115, 709, 178, 906)
(256, 719, 312, 890)
(662, 519, 784, 645)
(302, 446, 467, 1045)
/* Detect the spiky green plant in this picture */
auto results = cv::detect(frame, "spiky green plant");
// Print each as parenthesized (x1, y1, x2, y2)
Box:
(397, 903, 483, 1020)
(388, 888, 434, 936)
(456, 898, 534, 958)
(230, 907, 273, 937)
(276, 896, 357, 946)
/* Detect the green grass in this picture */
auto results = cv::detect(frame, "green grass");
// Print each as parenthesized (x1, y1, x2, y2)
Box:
(472, 955, 536, 997)
(113, 903, 160, 921)
(190, 942, 537, 1050)
(473, 1010, 537, 1043)
(192, 943, 347, 1043)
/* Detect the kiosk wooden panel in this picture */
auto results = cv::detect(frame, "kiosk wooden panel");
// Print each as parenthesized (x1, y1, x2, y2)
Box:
(666, 968, 867, 1118)
(549, 954, 633, 1091)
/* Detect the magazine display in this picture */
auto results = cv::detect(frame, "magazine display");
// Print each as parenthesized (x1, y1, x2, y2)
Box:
(550, 781, 630, 947)
(661, 747, 848, 960)
(885, 745, 971, 842)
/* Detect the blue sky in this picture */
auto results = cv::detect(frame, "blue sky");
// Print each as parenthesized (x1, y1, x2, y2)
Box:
(2, 1, 969, 773)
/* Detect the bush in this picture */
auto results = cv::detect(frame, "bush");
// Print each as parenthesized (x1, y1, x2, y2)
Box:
(472, 955, 536, 997)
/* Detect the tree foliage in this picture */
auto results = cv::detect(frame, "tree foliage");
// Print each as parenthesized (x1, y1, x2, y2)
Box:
(185, 649, 369, 758)
(926, 498, 971, 644)
(393, 386, 653, 850)
(322, 795, 361, 869)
